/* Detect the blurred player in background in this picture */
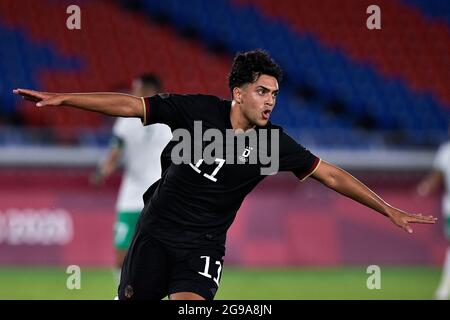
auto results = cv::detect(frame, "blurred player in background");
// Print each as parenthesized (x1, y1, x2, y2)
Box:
(13, 50, 437, 300)
(417, 124, 450, 300)
(91, 74, 172, 282)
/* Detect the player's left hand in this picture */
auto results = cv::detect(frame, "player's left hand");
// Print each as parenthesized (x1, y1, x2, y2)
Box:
(386, 207, 437, 234)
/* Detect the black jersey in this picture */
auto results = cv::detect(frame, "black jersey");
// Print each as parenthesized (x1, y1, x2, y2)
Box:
(139, 94, 320, 254)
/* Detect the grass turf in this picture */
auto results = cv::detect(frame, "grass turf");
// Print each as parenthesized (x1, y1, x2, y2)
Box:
(0, 266, 442, 300)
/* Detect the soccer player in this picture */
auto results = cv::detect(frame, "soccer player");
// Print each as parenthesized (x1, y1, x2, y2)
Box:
(417, 127, 450, 300)
(14, 50, 437, 300)
(90, 74, 172, 283)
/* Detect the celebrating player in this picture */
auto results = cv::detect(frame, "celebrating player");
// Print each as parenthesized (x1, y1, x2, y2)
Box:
(14, 50, 437, 300)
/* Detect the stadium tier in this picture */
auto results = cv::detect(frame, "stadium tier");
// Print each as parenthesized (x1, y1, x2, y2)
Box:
(0, 0, 448, 148)
(402, 0, 450, 26)
(143, 0, 450, 147)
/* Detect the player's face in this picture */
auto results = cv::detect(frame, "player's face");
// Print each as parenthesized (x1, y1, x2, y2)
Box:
(239, 74, 279, 127)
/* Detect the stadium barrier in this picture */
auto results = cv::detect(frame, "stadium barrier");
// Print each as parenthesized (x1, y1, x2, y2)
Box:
(0, 147, 445, 266)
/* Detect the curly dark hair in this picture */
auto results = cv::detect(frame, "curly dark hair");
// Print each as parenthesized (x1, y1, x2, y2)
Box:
(228, 49, 283, 94)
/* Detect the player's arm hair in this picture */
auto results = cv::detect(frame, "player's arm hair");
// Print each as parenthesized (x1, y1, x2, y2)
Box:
(311, 160, 391, 217)
(62, 93, 144, 119)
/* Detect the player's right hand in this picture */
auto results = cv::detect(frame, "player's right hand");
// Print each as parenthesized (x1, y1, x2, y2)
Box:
(13, 89, 65, 107)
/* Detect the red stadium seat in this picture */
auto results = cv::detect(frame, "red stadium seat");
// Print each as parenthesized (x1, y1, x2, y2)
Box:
(0, 0, 230, 135)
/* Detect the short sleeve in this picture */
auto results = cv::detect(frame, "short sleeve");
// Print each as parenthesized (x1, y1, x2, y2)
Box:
(279, 131, 321, 181)
(142, 93, 215, 130)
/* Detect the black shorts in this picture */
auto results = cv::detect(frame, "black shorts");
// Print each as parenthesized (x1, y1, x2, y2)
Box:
(118, 228, 224, 300)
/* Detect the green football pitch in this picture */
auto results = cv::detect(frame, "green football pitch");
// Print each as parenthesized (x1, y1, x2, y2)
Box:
(0, 266, 442, 300)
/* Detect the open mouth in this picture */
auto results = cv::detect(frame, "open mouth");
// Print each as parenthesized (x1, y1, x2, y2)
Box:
(262, 109, 271, 120)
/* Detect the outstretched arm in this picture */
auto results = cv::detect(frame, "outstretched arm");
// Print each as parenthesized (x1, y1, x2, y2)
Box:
(13, 89, 144, 120)
(311, 160, 437, 234)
